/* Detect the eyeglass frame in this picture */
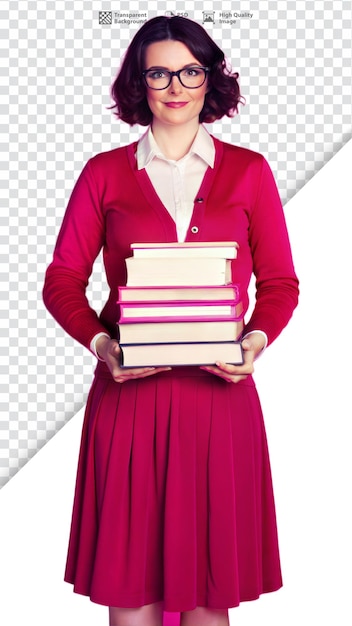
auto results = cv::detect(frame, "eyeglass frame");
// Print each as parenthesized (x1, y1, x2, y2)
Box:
(142, 66, 210, 90)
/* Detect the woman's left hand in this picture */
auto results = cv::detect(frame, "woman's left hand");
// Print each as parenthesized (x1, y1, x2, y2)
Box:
(200, 332, 266, 383)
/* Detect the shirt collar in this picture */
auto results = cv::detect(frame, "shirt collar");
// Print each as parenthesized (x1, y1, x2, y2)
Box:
(136, 124, 215, 170)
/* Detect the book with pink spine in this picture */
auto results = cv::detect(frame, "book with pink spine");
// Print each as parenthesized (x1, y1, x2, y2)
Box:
(118, 319, 244, 344)
(118, 299, 244, 323)
(117, 284, 240, 303)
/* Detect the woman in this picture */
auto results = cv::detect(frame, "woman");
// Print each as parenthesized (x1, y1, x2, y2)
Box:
(43, 16, 299, 626)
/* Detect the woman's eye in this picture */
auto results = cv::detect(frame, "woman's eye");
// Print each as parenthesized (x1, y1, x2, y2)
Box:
(185, 68, 201, 76)
(149, 70, 166, 79)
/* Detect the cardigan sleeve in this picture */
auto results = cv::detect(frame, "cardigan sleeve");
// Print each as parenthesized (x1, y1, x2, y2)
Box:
(242, 156, 299, 345)
(42, 158, 110, 350)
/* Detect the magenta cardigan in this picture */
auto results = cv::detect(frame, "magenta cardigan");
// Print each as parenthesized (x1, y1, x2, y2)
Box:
(43, 136, 299, 350)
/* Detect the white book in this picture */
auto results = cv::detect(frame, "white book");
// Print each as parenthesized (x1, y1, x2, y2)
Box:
(131, 241, 239, 259)
(125, 256, 232, 287)
(120, 341, 244, 367)
(118, 319, 243, 344)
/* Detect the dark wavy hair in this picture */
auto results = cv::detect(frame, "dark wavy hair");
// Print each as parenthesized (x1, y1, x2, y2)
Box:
(110, 16, 245, 125)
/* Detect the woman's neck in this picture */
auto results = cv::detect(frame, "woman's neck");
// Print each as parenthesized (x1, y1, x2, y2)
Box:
(151, 120, 200, 161)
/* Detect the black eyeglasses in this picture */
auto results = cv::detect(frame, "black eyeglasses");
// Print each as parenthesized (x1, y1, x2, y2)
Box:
(142, 66, 209, 90)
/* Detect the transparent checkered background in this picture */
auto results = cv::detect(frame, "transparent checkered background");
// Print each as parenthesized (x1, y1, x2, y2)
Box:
(1, 0, 351, 487)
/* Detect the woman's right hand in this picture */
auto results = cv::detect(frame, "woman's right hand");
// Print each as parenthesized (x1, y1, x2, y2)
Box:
(95, 336, 171, 383)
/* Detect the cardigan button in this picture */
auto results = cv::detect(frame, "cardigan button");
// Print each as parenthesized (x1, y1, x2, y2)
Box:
(191, 226, 199, 234)
(195, 197, 204, 203)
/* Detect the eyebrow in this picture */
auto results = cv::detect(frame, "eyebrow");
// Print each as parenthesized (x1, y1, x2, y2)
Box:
(145, 63, 203, 70)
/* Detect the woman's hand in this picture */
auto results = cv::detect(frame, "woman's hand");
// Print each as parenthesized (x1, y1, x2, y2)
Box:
(200, 332, 266, 383)
(95, 336, 171, 383)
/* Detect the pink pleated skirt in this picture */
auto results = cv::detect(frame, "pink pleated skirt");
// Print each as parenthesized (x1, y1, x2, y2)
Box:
(64, 361, 282, 614)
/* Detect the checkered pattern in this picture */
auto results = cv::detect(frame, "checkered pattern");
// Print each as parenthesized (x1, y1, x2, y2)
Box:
(1, 0, 351, 487)
(99, 11, 113, 24)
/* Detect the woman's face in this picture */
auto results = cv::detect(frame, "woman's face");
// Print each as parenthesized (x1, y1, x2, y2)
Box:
(143, 40, 208, 130)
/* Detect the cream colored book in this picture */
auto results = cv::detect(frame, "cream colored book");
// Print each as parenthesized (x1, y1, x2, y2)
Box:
(130, 241, 239, 259)
(125, 256, 232, 287)
(120, 341, 243, 367)
(118, 319, 244, 344)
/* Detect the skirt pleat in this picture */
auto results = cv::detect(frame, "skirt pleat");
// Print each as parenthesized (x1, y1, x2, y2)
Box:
(64, 362, 282, 611)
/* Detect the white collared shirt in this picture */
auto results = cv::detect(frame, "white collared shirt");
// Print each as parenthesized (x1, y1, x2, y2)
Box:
(137, 124, 215, 242)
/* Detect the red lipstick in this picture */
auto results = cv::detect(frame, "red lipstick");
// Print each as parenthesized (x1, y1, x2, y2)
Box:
(164, 102, 189, 108)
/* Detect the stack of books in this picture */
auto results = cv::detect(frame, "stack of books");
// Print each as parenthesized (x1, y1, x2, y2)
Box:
(118, 242, 244, 367)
